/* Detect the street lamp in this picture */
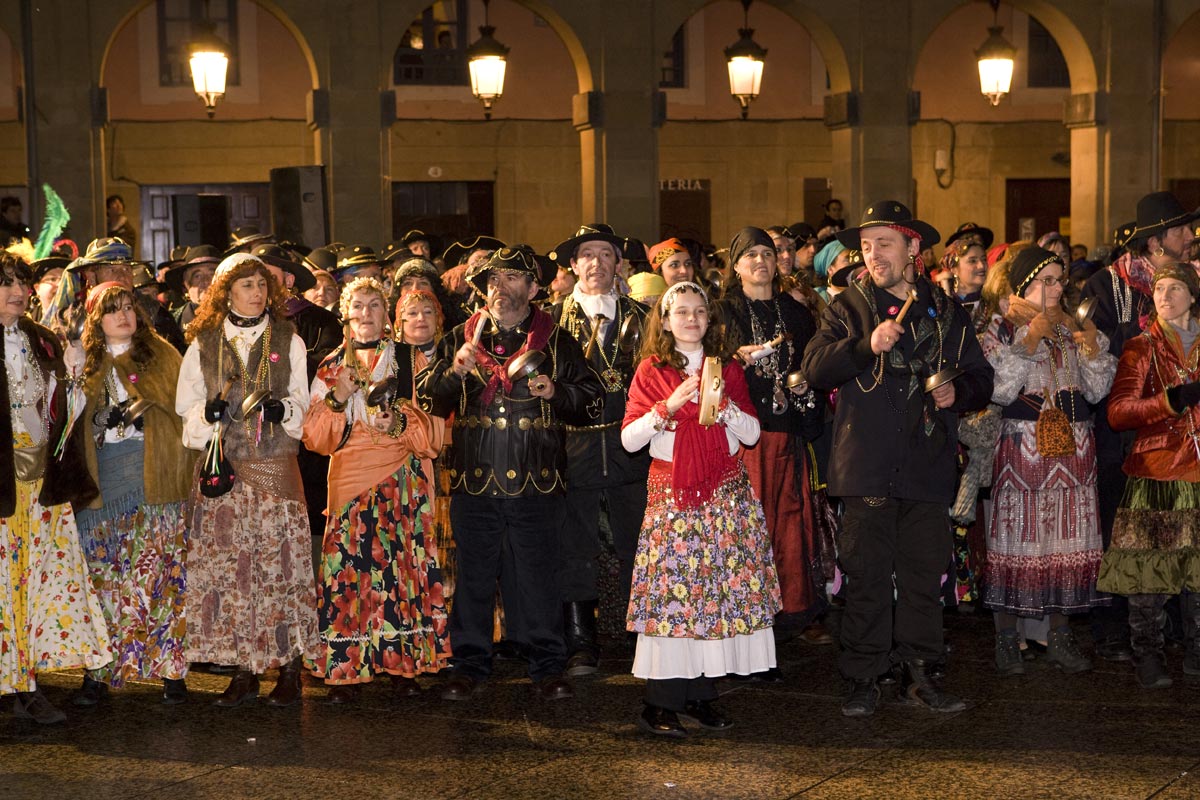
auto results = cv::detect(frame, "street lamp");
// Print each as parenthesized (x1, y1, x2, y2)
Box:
(976, 0, 1017, 106)
(467, 0, 509, 120)
(188, 12, 230, 119)
(724, 0, 766, 120)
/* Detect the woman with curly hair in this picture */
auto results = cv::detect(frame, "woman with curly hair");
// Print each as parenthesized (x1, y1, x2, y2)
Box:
(0, 253, 110, 724)
(303, 280, 451, 704)
(175, 253, 319, 708)
(73, 282, 196, 706)
(622, 281, 780, 738)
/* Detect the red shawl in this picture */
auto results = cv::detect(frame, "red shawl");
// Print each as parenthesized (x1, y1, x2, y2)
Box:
(464, 306, 555, 407)
(624, 355, 756, 508)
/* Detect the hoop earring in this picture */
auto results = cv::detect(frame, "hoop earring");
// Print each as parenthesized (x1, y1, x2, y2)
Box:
(1155, 247, 1165, 258)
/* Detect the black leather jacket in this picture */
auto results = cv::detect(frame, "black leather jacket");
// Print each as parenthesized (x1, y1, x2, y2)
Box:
(417, 308, 604, 498)
(802, 275, 993, 504)
(549, 294, 650, 490)
(286, 296, 342, 380)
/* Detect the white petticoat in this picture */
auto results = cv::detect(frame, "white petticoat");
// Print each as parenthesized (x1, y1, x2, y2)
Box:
(631, 628, 776, 680)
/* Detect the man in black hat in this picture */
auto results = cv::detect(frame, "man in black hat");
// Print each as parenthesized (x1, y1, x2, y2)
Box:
(548, 224, 650, 674)
(441, 235, 506, 319)
(1079, 192, 1200, 662)
(224, 225, 273, 257)
(401, 229, 431, 260)
(417, 245, 604, 702)
(802, 200, 993, 717)
(166, 245, 221, 328)
(789, 222, 819, 280)
(332, 245, 383, 286)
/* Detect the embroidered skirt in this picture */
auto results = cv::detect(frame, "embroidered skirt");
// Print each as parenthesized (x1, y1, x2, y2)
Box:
(75, 438, 188, 686)
(984, 420, 1107, 616)
(311, 457, 451, 684)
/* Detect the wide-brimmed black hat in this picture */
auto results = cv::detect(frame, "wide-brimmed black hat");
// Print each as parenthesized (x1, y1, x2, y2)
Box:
(252, 243, 316, 293)
(829, 249, 864, 289)
(442, 235, 505, 268)
(132, 264, 167, 292)
(549, 224, 624, 263)
(787, 222, 817, 242)
(622, 237, 649, 267)
(31, 256, 70, 283)
(224, 225, 274, 256)
(835, 201, 940, 249)
(466, 245, 544, 295)
(945, 222, 994, 250)
(1130, 192, 1200, 245)
(164, 245, 222, 294)
(380, 240, 413, 264)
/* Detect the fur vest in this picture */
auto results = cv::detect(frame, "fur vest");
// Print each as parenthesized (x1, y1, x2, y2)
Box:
(81, 332, 197, 507)
(0, 317, 98, 516)
(194, 315, 298, 461)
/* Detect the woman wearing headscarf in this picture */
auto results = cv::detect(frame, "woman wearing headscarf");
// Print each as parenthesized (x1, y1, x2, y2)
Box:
(982, 246, 1116, 675)
(175, 253, 319, 708)
(74, 282, 195, 706)
(1101, 263, 1200, 689)
(303, 280, 451, 703)
(719, 228, 828, 652)
(0, 252, 110, 724)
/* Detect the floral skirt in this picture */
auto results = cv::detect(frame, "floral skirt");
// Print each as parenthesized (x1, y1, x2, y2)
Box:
(0, 442, 111, 693)
(1099, 477, 1200, 596)
(75, 438, 188, 687)
(311, 457, 451, 684)
(984, 421, 1107, 616)
(627, 459, 780, 641)
(186, 477, 320, 672)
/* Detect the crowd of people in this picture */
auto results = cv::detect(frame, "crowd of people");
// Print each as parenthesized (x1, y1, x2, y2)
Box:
(2, 189, 1199, 738)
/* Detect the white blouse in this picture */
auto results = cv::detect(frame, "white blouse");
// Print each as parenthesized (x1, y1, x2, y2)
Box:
(101, 342, 144, 444)
(176, 317, 310, 450)
(621, 347, 760, 458)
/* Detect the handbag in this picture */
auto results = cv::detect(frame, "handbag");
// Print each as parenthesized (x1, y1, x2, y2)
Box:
(199, 429, 235, 497)
(1035, 367, 1076, 458)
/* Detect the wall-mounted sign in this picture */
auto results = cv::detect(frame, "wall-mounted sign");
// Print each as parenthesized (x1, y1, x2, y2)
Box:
(659, 179, 710, 192)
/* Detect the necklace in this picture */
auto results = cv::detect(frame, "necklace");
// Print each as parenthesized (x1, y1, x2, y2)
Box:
(565, 296, 624, 393)
(225, 319, 272, 443)
(5, 326, 50, 443)
(745, 296, 789, 414)
(1111, 269, 1133, 325)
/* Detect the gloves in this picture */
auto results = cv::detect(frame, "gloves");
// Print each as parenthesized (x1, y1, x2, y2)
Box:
(204, 398, 229, 423)
(261, 399, 286, 424)
(105, 406, 124, 430)
(132, 414, 145, 432)
(1168, 382, 1200, 412)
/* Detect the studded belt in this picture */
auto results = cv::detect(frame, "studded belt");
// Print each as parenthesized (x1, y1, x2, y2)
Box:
(563, 420, 621, 433)
(454, 414, 559, 431)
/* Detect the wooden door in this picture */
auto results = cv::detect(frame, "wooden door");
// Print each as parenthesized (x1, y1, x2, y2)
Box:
(1005, 178, 1071, 245)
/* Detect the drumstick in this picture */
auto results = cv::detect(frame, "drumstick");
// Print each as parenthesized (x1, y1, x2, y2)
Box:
(894, 290, 918, 325)
(471, 309, 492, 347)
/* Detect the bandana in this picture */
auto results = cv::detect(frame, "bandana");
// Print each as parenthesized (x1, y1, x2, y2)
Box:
(84, 281, 127, 314)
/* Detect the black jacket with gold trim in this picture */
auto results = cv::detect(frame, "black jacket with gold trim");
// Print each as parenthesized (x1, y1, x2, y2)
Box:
(417, 308, 604, 498)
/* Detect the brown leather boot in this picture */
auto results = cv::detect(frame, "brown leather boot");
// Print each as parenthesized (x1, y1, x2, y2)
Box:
(213, 670, 260, 708)
(266, 658, 304, 708)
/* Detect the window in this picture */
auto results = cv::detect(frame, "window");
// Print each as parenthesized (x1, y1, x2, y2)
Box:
(394, 0, 470, 86)
(157, 0, 240, 88)
(660, 25, 686, 89)
(1026, 17, 1069, 89)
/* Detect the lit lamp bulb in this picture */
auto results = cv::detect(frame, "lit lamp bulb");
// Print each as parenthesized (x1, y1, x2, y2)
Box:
(188, 29, 230, 119)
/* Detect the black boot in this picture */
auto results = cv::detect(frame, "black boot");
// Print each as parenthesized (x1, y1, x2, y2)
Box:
(900, 659, 966, 712)
(1130, 593, 1173, 689)
(564, 601, 599, 677)
(1182, 592, 1200, 676)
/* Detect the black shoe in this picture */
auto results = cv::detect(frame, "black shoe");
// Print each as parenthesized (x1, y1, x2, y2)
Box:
(326, 684, 360, 705)
(638, 704, 687, 738)
(1135, 656, 1173, 690)
(841, 679, 880, 717)
(565, 649, 599, 677)
(536, 674, 574, 701)
(563, 601, 599, 676)
(161, 678, 188, 706)
(877, 664, 900, 685)
(440, 674, 481, 701)
(390, 675, 422, 698)
(1096, 637, 1134, 663)
(900, 660, 966, 712)
(72, 675, 108, 707)
(750, 666, 784, 683)
(14, 690, 67, 724)
(680, 700, 733, 730)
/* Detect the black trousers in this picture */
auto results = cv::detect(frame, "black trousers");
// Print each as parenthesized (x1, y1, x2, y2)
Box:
(644, 676, 717, 712)
(837, 497, 951, 680)
(558, 481, 648, 605)
(1091, 411, 1131, 642)
(448, 493, 567, 682)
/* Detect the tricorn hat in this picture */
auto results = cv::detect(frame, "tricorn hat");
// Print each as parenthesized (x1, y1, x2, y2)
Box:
(164, 245, 222, 294)
(945, 222, 994, 250)
(224, 225, 274, 256)
(835, 201, 941, 249)
(252, 243, 316, 293)
(466, 245, 545, 296)
(1129, 192, 1200, 246)
(442, 235, 505, 268)
(549, 223, 624, 263)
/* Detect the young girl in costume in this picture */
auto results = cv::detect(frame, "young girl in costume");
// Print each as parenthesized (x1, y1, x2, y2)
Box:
(621, 280, 780, 738)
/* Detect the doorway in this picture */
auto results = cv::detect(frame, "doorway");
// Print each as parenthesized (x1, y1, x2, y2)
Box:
(1005, 178, 1071, 245)
(659, 178, 711, 244)
(141, 183, 271, 265)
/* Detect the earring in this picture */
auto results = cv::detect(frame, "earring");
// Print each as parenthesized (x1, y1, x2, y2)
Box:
(1155, 247, 1165, 257)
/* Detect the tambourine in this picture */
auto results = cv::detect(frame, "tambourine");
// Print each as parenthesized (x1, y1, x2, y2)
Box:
(697, 356, 724, 427)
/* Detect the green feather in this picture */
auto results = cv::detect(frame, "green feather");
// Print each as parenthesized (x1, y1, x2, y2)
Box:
(32, 184, 71, 261)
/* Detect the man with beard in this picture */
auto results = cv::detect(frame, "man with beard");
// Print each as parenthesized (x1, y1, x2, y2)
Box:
(548, 224, 650, 675)
(803, 201, 993, 718)
(418, 246, 603, 702)
(1080, 192, 1200, 663)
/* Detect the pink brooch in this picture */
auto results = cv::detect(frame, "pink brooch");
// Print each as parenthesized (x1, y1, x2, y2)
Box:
(269, 352, 280, 363)
(128, 374, 138, 383)
(887, 305, 899, 316)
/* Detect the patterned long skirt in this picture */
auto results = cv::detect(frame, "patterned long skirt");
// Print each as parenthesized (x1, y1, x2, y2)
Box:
(186, 478, 320, 673)
(75, 438, 188, 687)
(0, 437, 111, 693)
(311, 456, 451, 684)
(984, 420, 1107, 616)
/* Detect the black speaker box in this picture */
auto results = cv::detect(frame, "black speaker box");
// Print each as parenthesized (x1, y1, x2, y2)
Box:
(270, 166, 329, 249)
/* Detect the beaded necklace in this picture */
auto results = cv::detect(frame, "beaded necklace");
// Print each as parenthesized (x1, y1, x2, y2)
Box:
(745, 295, 790, 414)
